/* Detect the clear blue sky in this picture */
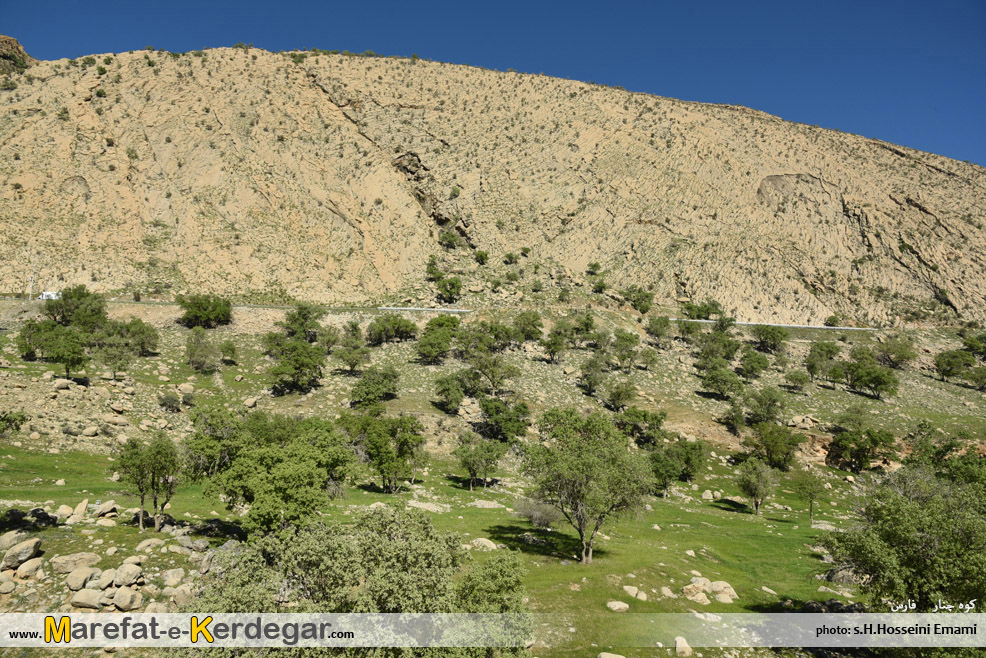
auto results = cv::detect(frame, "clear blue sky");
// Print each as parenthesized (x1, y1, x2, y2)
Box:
(6, 0, 985, 164)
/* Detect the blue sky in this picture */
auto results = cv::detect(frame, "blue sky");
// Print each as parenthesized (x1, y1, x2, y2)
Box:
(6, 0, 985, 164)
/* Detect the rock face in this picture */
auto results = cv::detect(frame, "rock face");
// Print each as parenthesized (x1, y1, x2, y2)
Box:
(0, 39, 983, 325)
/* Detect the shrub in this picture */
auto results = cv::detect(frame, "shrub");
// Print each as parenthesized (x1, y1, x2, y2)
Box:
(349, 366, 400, 408)
(784, 369, 811, 392)
(681, 299, 724, 320)
(474, 250, 489, 265)
(438, 230, 461, 250)
(176, 294, 232, 328)
(158, 391, 182, 413)
(749, 325, 788, 353)
(700, 367, 743, 399)
(620, 285, 654, 314)
(416, 327, 454, 364)
(876, 334, 917, 369)
(366, 314, 417, 345)
(219, 340, 237, 363)
(514, 498, 563, 529)
(434, 375, 465, 414)
(645, 315, 671, 343)
(824, 314, 842, 327)
(504, 252, 519, 265)
(743, 423, 803, 470)
(744, 387, 784, 425)
(0, 411, 28, 438)
(605, 380, 636, 410)
(513, 311, 543, 342)
(185, 327, 220, 373)
(437, 277, 462, 303)
(934, 349, 975, 382)
(425, 256, 444, 282)
(738, 348, 770, 379)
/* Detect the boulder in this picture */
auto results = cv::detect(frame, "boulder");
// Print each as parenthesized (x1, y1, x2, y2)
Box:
(53, 379, 72, 390)
(1, 537, 42, 569)
(0, 581, 14, 594)
(675, 636, 693, 657)
(82, 426, 99, 437)
(244, 397, 257, 408)
(50, 552, 100, 574)
(145, 602, 169, 613)
(16, 557, 44, 579)
(98, 569, 116, 589)
(135, 538, 165, 553)
(469, 538, 497, 551)
(172, 584, 194, 607)
(71, 589, 103, 609)
(597, 654, 626, 658)
(162, 568, 185, 587)
(96, 519, 116, 527)
(0, 530, 29, 552)
(56, 505, 73, 519)
(95, 500, 118, 517)
(622, 585, 639, 598)
(113, 587, 143, 611)
(73, 499, 89, 517)
(177, 383, 195, 395)
(66, 567, 100, 591)
(113, 563, 143, 587)
(606, 600, 630, 612)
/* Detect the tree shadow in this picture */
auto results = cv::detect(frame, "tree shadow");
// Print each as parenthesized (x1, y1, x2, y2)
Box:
(694, 390, 729, 401)
(444, 474, 501, 491)
(484, 523, 591, 560)
(192, 518, 247, 541)
(711, 499, 750, 514)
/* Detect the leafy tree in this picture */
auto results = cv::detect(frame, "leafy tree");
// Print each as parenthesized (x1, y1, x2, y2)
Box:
(523, 408, 653, 563)
(512, 311, 543, 342)
(738, 348, 770, 379)
(123, 318, 160, 356)
(784, 369, 811, 392)
(826, 426, 895, 473)
(219, 339, 237, 363)
(366, 313, 418, 345)
(43, 285, 108, 332)
(749, 324, 788, 353)
(434, 375, 465, 414)
(186, 411, 357, 535)
(478, 397, 531, 442)
(454, 432, 508, 490)
(437, 276, 463, 303)
(425, 255, 444, 281)
(334, 335, 370, 374)
(176, 293, 232, 328)
(638, 347, 659, 371)
(934, 349, 975, 382)
(541, 329, 567, 363)
(146, 434, 181, 531)
(612, 329, 639, 372)
(317, 325, 341, 353)
(97, 335, 135, 379)
(743, 422, 803, 470)
(186, 326, 220, 373)
(824, 466, 986, 611)
(620, 285, 654, 314)
(416, 327, 455, 364)
(961, 332, 986, 359)
(805, 341, 841, 381)
(876, 334, 917, 369)
(696, 330, 741, 366)
(964, 366, 986, 391)
(681, 299, 724, 320)
(118, 438, 153, 531)
(744, 387, 784, 424)
(700, 367, 743, 399)
(737, 458, 777, 516)
(470, 353, 520, 396)
(349, 365, 400, 408)
(645, 315, 671, 345)
(46, 326, 89, 379)
(614, 406, 670, 449)
(579, 353, 607, 396)
(649, 438, 707, 495)
(605, 379, 636, 411)
(792, 469, 825, 524)
(277, 304, 326, 342)
(190, 507, 529, 630)
(348, 414, 426, 493)
(268, 338, 326, 393)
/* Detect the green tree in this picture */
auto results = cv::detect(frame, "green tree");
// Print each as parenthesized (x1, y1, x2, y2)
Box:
(470, 353, 520, 396)
(784, 369, 811, 392)
(0, 411, 28, 439)
(43, 285, 108, 332)
(605, 379, 636, 411)
(123, 318, 160, 356)
(357, 415, 426, 493)
(185, 326, 220, 373)
(176, 293, 232, 328)
(366, 313, 418, 345)
(700, 367, 743, 399)
(434, 375, 465, 414)
(805, 341, 841, 382)
(827, 427, 895, 473)
(416, 327, 455, 364)
(478, 397, 531, 442)
(219, 339, 237, 363)
(541, 329, 567, 363)
(46, 326, 89, 379)
(738, 348, 770, 379)
(645, 315, 671, 344)
(453, 432, 508, 490)
(349, 365, 400, 408)
(620, 285, 654, 314)
(743, 422, 803, 470)
(118, 438, 153, 531)
(522, 408, 653, 563)
(934, 349, 975, 382)
(579, 353, 607, 396)
(737, 458, 777, 516)
(824, 466, 986, 611)
(964, 366, 986, 391)
(792, 469, 825, 524)
(876, 334, 917, 369)
(277, 304, 326, 342)
(613, 406, 671, 449)
(146, 434, 181, 531)
(334, 335, 370, 374)
(437, 276, 463, 303)
(681, 299, 724, 320)
(268, 338, 326, 393)
(513, 311, 543, 342)
(612, 329, 639, 372)
(749, 324, 788, 353)
(744, 386, 784, 424)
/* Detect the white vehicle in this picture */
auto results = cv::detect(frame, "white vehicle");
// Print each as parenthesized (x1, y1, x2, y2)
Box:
(38, 291, 61, 300)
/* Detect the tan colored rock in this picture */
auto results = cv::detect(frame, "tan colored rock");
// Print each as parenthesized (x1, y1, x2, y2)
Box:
(50, 552, 100, 574)
(65, 567, 100, 591)
(675, 636, 693, 657)
(113, 587, 143, 611)
(15, 557, 44, 579)
(71, 589, 103, 609)
(1, 537, 41, 569)
(605, 600, 629, 612)
(113, 563, 143, 587)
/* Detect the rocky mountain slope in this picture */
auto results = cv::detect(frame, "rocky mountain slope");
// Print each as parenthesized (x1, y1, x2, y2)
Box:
(1, 37, 984, 324)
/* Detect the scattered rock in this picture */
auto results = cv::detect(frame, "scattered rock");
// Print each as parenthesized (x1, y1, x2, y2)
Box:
(66, 567, 100, 591)
(606, 600, 629, 612)
(113, 563, 143, 587)
(71, 589, 103, 609)
(50, 552, 100, 574)
(1, 537, 42, 569)
(113, 587, 143, 611)
(675, 636, 693, 657)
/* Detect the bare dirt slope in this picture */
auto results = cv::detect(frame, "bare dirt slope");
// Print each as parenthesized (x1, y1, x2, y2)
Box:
(1, 38, 984, 324)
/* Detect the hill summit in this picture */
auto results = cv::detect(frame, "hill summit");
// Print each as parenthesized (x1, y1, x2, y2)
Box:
(1, 39, 984, 324)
